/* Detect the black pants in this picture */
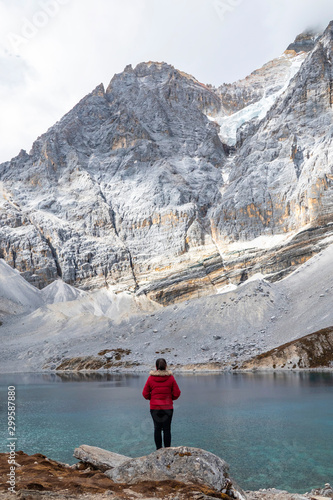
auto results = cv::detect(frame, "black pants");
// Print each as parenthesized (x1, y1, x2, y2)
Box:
(150, 409, 174, 449)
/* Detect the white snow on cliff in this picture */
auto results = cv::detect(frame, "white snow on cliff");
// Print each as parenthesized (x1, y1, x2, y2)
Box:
(208, 53, 306, 146)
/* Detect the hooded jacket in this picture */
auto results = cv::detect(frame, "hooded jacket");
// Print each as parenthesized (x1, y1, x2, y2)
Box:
(142, 369, 181, 409)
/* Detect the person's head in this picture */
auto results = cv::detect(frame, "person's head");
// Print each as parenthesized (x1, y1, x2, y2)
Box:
(156, 358, 167, 371)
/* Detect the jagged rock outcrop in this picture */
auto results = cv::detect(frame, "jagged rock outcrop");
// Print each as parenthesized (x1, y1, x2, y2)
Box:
(214, 53, 305, 119)
(0, 25, 333, 303)
(286, 30, 321, 54)
(241, 327, 333, 370)
(73, 445, 130, 471)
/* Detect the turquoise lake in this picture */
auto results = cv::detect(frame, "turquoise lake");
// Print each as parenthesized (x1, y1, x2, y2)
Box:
(0, 371, 332, 493)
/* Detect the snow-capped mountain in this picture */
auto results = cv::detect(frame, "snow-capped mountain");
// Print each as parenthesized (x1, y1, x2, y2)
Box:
(0, 24, 333, 305)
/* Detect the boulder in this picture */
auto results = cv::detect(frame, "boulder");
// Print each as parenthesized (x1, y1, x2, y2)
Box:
(105, 446, 246, 499)
(309, 482, 333, 498)
(73, 444, 131, 471)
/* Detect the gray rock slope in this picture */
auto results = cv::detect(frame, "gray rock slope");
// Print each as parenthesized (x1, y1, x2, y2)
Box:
(0, 62, 225, 295)
(0, 25, 333, 305)
(0, 238, 332, 373)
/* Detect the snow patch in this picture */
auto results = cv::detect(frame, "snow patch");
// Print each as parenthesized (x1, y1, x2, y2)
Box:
(242, 273, 266, 284)
(216, 283, 237, 294)
(219, 232, 296, 253)
(207, 53, 306, 146)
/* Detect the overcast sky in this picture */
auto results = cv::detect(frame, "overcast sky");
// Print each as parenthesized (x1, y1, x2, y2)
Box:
(0, 0, 333, 163)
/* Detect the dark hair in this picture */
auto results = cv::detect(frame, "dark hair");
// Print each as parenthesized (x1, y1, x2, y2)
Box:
(156, 358, 167, 370)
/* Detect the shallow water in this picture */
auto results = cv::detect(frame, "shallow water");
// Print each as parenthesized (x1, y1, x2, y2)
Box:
(0, 371, 332, 493)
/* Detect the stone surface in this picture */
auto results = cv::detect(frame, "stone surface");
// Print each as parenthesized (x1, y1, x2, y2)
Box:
(73, 445, 130, 471)
(105, 446, 246, 499)
(213, 40, 310, 117)
(214, 22, 333, 244)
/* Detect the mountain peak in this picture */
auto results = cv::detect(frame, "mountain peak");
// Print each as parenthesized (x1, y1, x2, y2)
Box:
(286, 29, 322, 54)
(108, 61, 200, 90)
(91, 83, 105, 97)
(320, 19, 333, 46)
(133, 61, 174, 75)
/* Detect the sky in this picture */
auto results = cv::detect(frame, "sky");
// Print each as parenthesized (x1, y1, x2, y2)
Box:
(0, 0, 333, 163)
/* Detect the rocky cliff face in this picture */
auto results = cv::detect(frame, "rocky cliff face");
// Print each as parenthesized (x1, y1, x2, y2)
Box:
(0, 62, 226, 292)
(215, 23, 333, 240)
(0, 26, 333, 303)
(212, 30, 319, 119)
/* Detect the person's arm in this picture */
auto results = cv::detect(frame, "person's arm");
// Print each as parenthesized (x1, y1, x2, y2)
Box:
(142, 378, 152, 400)
(171, 377, 181, 400)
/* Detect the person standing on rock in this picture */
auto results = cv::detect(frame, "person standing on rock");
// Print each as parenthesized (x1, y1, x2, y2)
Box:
(142, 358, 181, 450)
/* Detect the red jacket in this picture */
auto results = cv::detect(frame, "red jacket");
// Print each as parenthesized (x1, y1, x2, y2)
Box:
(142, 370, 181, 409)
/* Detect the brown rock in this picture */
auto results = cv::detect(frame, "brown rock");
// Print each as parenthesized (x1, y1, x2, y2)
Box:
(241, 326, 333, 370)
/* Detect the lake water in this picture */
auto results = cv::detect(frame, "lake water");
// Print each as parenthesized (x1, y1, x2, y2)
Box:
(0, 371, 332, 493)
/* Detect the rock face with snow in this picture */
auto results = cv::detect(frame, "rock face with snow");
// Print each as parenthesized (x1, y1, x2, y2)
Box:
(213, 47, 307, 119)
(215, 23, 333, 242)
(286, 30, 320, 54)
(0, 62, 225, 295)
(0, 26, 333, 304)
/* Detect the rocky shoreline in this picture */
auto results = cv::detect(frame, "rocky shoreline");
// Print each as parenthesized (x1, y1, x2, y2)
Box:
(0, 446, 332, 500)
(2, 364, 333, 376)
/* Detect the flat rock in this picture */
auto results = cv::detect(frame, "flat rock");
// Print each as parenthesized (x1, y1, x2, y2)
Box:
(74, 444, 131, 471)
(105, 446, 246, 499)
